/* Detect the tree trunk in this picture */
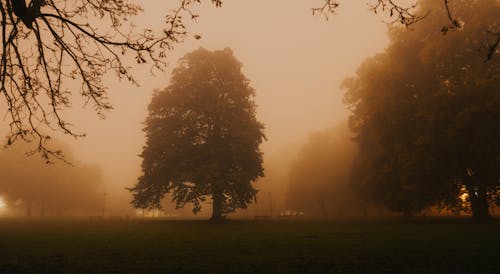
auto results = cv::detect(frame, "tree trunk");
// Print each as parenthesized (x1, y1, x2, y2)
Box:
(26, 200, 32, 217)
(210, 188, 224, 221)
(26, 201, 33, 218)
(465, 184, 491, 221)
(462, 168, 491, 221)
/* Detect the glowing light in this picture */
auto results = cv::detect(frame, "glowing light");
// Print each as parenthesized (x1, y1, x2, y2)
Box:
(0, 196, 5, 210)
(459, 192, 469, 202)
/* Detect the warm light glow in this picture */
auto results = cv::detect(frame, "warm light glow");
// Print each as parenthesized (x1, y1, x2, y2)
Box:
(459, 192, 469, 202)
(459, 186, 469, 202)
(0, 196, 5, 210)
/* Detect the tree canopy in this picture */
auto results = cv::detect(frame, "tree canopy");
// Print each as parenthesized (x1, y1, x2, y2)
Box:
(130, 47, 265, 220)
(343, 0, 499, 219)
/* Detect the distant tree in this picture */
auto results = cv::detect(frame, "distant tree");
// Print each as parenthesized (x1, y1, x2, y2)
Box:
(287, 123, 364, 218)
(0, 141, 103, 216)
(343, 0, 499, 220)
(130, 48, 265, 221)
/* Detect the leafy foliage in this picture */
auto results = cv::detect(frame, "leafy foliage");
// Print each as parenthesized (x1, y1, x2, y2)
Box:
(130, 48, 265, 219)
(344, 0, 500, 218)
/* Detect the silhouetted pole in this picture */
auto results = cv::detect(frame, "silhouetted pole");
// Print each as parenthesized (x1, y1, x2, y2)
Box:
(269, 192, 272, 218)
(102, 192, 107, 218)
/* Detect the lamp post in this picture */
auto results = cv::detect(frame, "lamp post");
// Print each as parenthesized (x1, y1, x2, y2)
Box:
(102, 192, 107, 219)
(269, 192, 272, 218)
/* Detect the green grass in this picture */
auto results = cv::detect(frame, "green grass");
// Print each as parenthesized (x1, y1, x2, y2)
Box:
(0, 218, 499, 273)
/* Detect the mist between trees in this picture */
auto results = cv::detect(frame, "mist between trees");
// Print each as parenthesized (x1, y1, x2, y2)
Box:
(128, 0, 499, 221)
(0, 141, 103, 217)
(0, 0, 498, 221)
(285, 123, 361, 218)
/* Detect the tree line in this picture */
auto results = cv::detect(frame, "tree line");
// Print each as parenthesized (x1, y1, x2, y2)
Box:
(132, 0, 498, 221)
(0, 141, 103, 217)
(0, 0, 498, 221)
(343, 0, 499, 220)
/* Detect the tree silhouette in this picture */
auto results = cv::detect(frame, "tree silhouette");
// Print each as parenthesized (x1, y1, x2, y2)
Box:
(0, 0, 221, 161)
(344, 0, 499, 220)
(130, 48, 265, 221)
(0, 140, 103, 216)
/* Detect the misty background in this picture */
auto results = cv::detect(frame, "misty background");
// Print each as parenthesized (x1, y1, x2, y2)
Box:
(1, 1, 389, 217)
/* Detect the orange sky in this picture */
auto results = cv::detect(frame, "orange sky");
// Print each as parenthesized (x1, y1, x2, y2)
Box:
(1, 1, 389, 210)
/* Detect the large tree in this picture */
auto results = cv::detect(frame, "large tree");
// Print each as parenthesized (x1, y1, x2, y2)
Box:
(130, 48, 265, 221)
(344, 0, 499, 220)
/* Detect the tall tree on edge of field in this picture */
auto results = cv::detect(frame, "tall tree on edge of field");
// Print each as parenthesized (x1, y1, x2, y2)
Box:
(343, 0, 500, 220)
(130, 48, 265, 221)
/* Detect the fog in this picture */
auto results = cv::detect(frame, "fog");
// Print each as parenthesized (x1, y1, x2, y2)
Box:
(0, 141, 103, 217)
(1, 1, 498, 272)
(0, 1, 389, 217)
(286, 123, 360, 218)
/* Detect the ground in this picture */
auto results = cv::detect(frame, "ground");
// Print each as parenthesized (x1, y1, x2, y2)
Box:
(0, 218, 498, 273)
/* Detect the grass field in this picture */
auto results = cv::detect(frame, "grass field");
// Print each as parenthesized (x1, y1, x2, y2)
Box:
(0, 218, 499, 273)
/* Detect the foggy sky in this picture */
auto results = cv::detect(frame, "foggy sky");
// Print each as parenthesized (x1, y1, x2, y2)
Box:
(1, 1, 389, 213)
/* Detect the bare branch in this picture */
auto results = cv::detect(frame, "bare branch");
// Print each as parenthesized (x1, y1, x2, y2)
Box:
(0, 0, 222, 162)
(312, 0, 339, 20)
(369, 0, 429, 27)
(314, 0, 497, 60)
(486, 32, 500, 61)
